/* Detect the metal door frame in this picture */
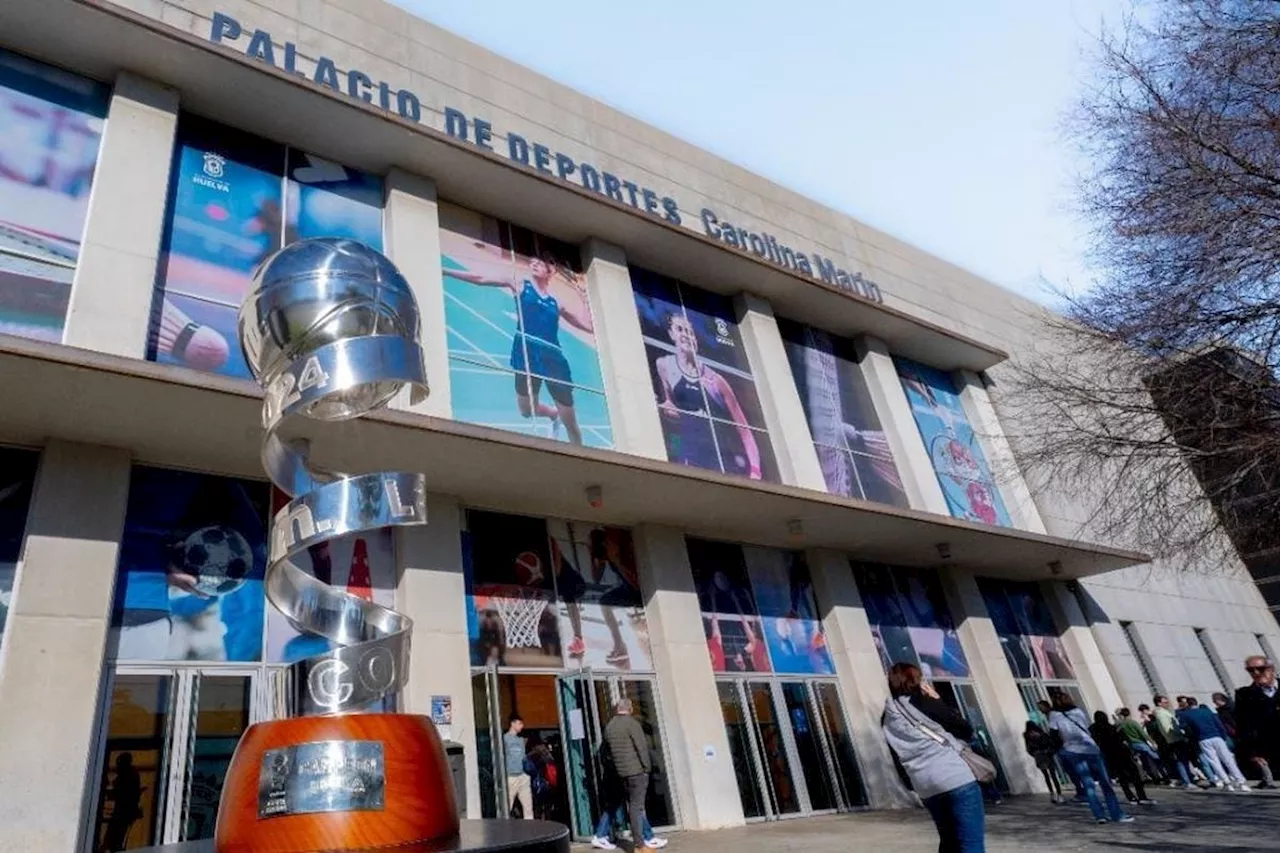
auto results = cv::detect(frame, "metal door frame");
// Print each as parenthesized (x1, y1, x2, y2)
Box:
(554, 667, 599, 841)
(471, 665, 507, 817)
(798, 680, 846, 813)
(752, 679, 811, 819)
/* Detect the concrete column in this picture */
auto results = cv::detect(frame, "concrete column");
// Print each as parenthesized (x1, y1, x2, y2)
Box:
(937, 568, 1041, 794)
(62, 73, 179, 357)
(732, 294, 826, 491)
(853, 336, 949, 515)
(805, 549, 913, 808)
(384, 169, 451, 418)
(0, 442, 132, 853)
(396, 494, 477, 814)
(954, 370, 1046, 533)
(1038, 582, 1123, 714)
(631, 524, 743, 829)
(579, 239, 665, 459)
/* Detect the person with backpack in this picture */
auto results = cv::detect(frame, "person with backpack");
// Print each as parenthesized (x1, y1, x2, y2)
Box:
(1090, 711, 1154, 804)
(1047, 694, 1133, 825)
(1023, 720, 1064, 803)
(1116, 707, 1164, 782)
(881, 662, 988, 852)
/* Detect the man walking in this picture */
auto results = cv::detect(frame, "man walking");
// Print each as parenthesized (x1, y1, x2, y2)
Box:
(604, 699, 665, 849)
(1180, 697, 1249, 790)
(503, 714, 533, 820)
(1236, 656, 1280, 790)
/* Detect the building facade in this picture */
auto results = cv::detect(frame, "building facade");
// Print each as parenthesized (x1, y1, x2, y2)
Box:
(0, 1, 1277, 851)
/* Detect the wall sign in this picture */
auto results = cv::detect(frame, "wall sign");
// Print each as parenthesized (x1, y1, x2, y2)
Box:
(206, 12, 885, 304)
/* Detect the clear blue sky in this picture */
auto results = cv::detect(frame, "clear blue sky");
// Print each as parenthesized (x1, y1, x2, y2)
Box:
(394, 0, 1126, 304)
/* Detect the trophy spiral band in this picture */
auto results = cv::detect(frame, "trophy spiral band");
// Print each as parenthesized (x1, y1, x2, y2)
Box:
(215, 238, 459, 853)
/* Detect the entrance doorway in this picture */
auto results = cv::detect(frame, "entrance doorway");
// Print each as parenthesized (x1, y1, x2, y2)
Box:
(472, 669, 677, 840)
(86, 666, 262, 851)
(716, 678, 865, 821)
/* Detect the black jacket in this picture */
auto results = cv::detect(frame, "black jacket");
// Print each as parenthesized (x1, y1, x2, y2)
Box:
(911, 691, 974, 742)
(1234, 683, 1280, 757)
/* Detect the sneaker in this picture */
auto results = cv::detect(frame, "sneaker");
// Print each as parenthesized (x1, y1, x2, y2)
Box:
(567, 636, 586, 657)
(1213, 781, 1226, 789)
(645, 839, 668, 849)
(1137, 798, 1158, 805)
(1096, 818, 1109, 824)
(605, 648, 631, 666)
(1117, 815, 1136, 824)
(591, 838, 617, 850)
(1235, 783, 1253, 792)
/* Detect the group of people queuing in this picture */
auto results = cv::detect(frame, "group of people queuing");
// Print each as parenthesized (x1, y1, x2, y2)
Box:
(881, 654, 1280, 853)
(501, 701, 668, 851)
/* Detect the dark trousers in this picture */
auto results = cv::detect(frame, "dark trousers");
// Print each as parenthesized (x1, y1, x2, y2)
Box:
(623, 772, 649, 849)
(1108, 751, 1148, 802)
(922, 781, 986, 853)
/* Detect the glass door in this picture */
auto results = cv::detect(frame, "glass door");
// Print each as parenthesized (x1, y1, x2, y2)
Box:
(780, 682, 836, 813)
(470, 667, 505, 819)
(614, 678, 676, 829)
(556, 669, 603, 840)
(811, 682, 867, 808)
(87, 667, 258, 851)
(746, 681, 801, 817)
(717, 681, 768, 820)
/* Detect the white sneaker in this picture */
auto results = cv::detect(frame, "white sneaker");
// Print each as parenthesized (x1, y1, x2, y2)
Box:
(1213, 781, 1226, 789)
(1236, 783, 1253, 792)
(591, 838, 617, 850)
(645, 839, 668, 849)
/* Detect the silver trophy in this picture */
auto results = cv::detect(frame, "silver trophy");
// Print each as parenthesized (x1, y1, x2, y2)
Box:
(239, 237, 429, 715)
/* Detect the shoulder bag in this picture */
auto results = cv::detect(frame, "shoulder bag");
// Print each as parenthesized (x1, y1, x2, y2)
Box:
(896, 698, 998, 784)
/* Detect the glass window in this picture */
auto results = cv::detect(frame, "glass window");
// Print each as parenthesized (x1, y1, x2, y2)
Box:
(853, 562, 970, 679)
(977, 578, 1075, 682)
(0, 447, 39, 650)
(894, 357, 1011, 526)
(777, 319, 908, 506)
(0, 49, 108, 342)
(90, 674, 174, 852)
(149, 114, 383, 379)
(461, 509, 650, 672)
(108, 466, 270, 663)
(629, 266, 777, 481)
(439, 203, 612, 448)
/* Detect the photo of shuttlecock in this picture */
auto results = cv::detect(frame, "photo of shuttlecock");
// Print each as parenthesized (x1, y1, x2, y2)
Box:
(158, 297, 229, 371)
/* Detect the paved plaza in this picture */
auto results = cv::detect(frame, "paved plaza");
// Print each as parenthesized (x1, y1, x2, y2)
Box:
(609, 789, 1280, 852)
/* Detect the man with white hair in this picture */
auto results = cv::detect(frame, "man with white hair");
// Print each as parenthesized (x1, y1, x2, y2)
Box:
(602, 698, 665, 849)
(1235, 655, 1280, 789)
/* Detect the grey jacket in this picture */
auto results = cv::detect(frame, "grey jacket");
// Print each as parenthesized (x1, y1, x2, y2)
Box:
(605, 713, 651, 778)
(881, 695, 975, 799)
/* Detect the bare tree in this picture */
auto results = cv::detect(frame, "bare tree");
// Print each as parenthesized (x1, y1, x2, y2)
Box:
(1001, 0, 1280, 571)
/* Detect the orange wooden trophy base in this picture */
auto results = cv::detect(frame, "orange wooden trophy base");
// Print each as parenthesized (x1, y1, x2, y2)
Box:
(215, 714, 460, 853)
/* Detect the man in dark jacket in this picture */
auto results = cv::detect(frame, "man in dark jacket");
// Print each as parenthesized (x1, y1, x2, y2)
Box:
(604, 699, 663, 850)
(1235, 655, 1280, 788)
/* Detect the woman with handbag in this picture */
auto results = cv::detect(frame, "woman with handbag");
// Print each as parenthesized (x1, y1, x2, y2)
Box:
(882, 662, 992, 853)
(1047, 694, 1135, 825)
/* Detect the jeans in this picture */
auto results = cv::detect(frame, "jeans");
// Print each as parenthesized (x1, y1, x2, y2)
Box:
(1066, 753, 1128, 822)
(1199, 737, 1246, 784)
(1159, 743, 1193, 786)
(1128, 742, 1164, 780)
(594, 805, 654, 841)
(922, 781, 986, 853)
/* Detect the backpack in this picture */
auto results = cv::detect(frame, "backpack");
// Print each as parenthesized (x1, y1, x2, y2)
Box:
(544, 761, 558, 787)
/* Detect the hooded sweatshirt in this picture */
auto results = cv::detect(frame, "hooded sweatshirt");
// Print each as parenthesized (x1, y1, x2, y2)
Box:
(881, 695, 975, 799)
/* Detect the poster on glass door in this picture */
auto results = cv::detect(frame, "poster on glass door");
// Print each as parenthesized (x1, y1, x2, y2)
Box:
(547, 520, 652, 671)
(742, 547, 833, 675)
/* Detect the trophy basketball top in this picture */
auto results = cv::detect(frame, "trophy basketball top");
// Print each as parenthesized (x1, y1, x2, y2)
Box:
(239, 236, 427, 421)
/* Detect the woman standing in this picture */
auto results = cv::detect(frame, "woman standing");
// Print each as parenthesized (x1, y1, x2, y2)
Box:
(1023, 721, 1064, 803)
(1047, 695, 1134, 825)
(881, 662, 985, 853)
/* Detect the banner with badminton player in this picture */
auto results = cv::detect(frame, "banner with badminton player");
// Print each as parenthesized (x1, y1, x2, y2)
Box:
(0, 48, 108, 343)
(778, 319, 908, 507)
(547, 520, 652, 671)
(686, 538, 773, 674)
(853, 562, 970, 679)
(108, 467, 269, 662)
(894, 357, 1012, 526)
(148, 115, 383, 379)
(742, 548, 833, 675)
(463, 509, 563, 668)
(439, 202, 613, 449)
(630, 266, 778, 481)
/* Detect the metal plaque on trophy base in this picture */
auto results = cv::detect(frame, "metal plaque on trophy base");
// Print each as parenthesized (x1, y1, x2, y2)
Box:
(213, 238, 458, 852)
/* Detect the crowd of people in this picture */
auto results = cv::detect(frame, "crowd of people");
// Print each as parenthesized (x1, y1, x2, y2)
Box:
(881, 654, 1280, 853)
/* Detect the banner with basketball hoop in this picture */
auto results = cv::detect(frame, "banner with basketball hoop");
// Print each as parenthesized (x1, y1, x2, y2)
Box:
(108, 467, 270, 662)
(894, 357, 1012, 527)
(462, 509, 652, 672)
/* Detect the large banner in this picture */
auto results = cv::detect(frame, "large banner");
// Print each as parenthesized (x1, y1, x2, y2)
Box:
(630, 266, 777, 481)
(439, 203, 612, 448)
(149, 115, 382, 378)
(110, 467, 269, 662)
(979, 578, 1075, 682)
(895, 357, 1011, 526)
(0, 447, 39, 651)
(853, 563, 970, 679)
(778, 319, 907, 506)
(0, 49, 108, 342)
(462, 509, 651, 671)
(743, 548, 833, 675)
